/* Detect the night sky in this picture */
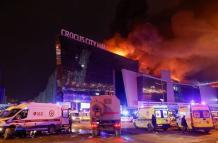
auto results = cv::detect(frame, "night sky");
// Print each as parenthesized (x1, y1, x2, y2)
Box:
(0, 0, 217, 102)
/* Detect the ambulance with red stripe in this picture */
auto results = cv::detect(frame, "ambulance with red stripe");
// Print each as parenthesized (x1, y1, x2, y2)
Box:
(90, 95, 121, 136)
(0, 102, 70, 139)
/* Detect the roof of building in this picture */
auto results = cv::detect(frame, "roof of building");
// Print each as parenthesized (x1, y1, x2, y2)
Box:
(199, 81, 218, 88)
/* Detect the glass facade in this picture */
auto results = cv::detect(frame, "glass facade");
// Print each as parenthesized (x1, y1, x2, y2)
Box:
(56, 36, 138, 104)
(137, 76, 167, 102)
(55, 31, 204, 106)
(137, 75, 202, 103)
(173, 83, 201, 103)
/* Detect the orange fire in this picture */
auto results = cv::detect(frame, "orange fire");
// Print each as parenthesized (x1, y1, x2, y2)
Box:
(110, 49, 128, 57)
(105, 34, 135, 57)
(104, 2, 218, 82)
(104, 32, 186, 81)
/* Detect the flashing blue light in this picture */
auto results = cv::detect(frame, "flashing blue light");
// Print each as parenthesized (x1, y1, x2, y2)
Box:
(190, 100, 195, 105)
(122, 110, 129, 116)
(201, 101, 206, 105)
(74, 100, 81, 103)
(56, 102, 61, 106)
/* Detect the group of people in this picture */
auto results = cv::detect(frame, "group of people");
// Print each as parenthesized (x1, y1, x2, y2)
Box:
(151, 114, 188, 133)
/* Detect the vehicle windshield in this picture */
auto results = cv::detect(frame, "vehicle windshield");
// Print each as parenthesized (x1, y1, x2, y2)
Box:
(0, 109, 21, 118)
(155, 110, 168, 118)
(72, 113, 79, 116)
(193, 110, 210, 118)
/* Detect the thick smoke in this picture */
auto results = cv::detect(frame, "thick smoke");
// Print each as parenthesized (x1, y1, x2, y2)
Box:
(105, 0, 218, 82)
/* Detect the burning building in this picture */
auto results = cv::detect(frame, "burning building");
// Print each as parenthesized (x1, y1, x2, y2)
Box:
(35, 28, 218, 110)
(55, 29, 139, 109)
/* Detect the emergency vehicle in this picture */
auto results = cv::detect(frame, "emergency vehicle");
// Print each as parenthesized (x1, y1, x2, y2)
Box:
(0, 102, 70, 139)
(70, 110, 81, 123)
(80, 112, 90, 121)
(133, 104, 170, 131)
(177, 103, 214, 132)
(90, 95, 121, 136)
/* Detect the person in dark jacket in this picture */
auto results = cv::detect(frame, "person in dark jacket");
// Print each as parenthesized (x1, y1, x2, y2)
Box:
(152, 114, 157, 131)
(181, 115, 188, 133)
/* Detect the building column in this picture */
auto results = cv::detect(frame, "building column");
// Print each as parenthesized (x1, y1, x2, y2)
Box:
(161, 70, 175, 102)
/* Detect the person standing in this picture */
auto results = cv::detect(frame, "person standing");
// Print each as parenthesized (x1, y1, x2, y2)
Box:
(181, 115, 188, 133)
(152, 114, 157, 132)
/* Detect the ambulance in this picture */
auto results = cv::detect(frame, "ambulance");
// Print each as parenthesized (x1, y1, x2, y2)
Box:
(70, 110, 81, 123)
(133, 104, 170, 131)
(0, 102, 70, 139)
(90, 95, 121, 136)
(177, 103, 214, 132)
(80, 112, 90, 121)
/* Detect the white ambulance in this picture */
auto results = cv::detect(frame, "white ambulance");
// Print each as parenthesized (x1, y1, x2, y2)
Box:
(90, 95, 121, 136)
(177, 103, 214, 132)
(0, 102, 70, 139)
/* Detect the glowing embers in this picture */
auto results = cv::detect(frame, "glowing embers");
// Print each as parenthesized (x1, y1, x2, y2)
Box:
(143, 86, 166, 94)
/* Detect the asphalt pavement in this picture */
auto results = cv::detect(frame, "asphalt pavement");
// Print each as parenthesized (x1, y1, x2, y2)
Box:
(0, 122, 218, 143)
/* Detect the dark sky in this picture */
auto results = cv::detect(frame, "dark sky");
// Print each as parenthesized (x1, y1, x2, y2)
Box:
(0, 0, 217, 102)
(0, 0, 120, 101)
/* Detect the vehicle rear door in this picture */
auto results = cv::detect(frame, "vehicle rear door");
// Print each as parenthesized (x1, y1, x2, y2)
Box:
(62, 109, 70, 125)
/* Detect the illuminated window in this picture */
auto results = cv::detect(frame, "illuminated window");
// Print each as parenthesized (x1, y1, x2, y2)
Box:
(193, 111, 200, 118)
(203, 111, 210, 118)
(163, 110, 168, 118)
(173, 86, 178, 91)
(155, 110, 161, 118)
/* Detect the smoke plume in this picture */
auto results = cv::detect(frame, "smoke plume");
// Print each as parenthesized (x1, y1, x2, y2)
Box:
(105, 0, 218, 82)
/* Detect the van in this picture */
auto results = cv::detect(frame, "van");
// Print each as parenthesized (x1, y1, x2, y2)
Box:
(80, 112, 90, 121)
(133, 104, 170, 131)
(70, 110, 81, 123)
(177, 103, 214, 132)
(0, 102, 70, 139)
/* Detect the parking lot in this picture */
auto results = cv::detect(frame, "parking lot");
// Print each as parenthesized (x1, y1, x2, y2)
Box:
(1, 122, 218, 143)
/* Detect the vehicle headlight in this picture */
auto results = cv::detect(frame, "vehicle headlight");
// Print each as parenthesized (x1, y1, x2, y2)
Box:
(0, 127, 3, 132)
(72, 117, 76, 120)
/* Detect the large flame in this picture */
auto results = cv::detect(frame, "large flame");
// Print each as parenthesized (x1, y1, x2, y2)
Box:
(104, 2, 218, 81)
